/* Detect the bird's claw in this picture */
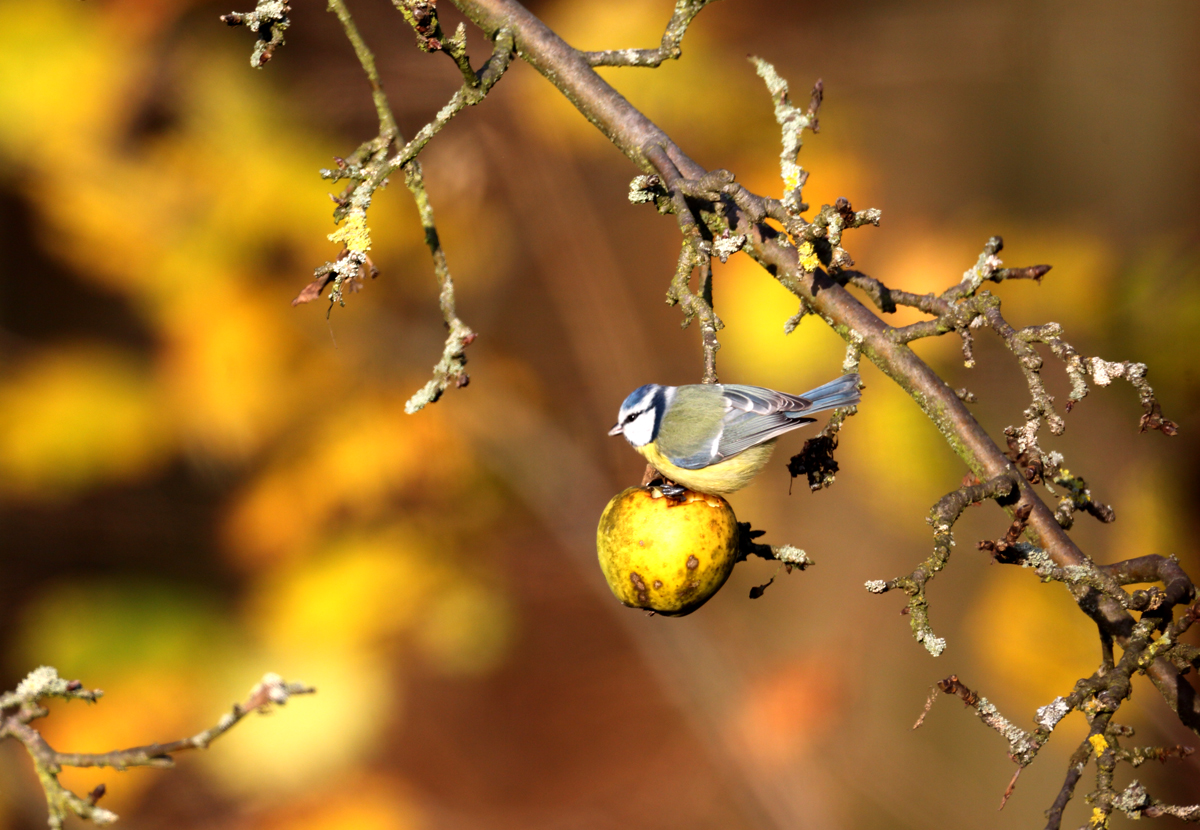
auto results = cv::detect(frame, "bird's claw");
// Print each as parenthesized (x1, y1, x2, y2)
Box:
(658, 481, 689, 501)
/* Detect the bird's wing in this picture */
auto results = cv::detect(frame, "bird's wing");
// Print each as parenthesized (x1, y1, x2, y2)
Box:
(713, 385, 817, 459)
(653, 384, 730, 470)
(720, 385, 815, 415)
(656, 385, 817, 469)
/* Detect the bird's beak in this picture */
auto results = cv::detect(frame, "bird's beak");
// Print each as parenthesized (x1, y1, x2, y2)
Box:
(608, 423, 623, 436)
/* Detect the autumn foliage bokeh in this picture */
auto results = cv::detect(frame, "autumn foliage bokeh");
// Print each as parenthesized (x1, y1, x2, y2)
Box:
(1, 1, 1198, 828)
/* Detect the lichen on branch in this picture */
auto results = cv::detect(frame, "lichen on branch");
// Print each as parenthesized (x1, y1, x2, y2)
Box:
(234, 1, 515, 412)
(583, 0, 721, 68)
(220, 0, 291, 67)
(750, 57, 821, 216)
(867, 473, 1018, 656)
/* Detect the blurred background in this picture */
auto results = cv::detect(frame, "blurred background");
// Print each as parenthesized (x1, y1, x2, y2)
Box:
(0, 0, 1197, 828)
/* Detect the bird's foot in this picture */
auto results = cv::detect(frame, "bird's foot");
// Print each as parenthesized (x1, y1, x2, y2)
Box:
(651, 479, 689, 502)
(644, 468, 689, 503)
(660, 482, 688, 500)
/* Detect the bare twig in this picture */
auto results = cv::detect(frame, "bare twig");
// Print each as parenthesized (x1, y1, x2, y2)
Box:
(866, 474, 1017, 656)
(0, 667, 313, 829)
(1045, 738, 1092, 830)
(750, 58, 820, 217)
(644, 148, 727, 383)
(220, 0, 291, 67)
(583, 0, 721, 67)
(665, 241, 723, 383)
(735, 522, 812, 570)
(390, 0, 478, 83)
(294, 3, 515, 410)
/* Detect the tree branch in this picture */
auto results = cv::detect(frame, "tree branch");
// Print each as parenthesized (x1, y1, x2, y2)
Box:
(390, 0, 478, 84)
(866, 474, 1017, 656)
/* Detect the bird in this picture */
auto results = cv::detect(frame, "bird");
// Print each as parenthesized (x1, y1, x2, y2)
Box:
(608, 373, 861, 496)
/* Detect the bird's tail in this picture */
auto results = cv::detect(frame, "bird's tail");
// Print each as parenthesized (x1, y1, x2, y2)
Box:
(801, 373, 862, 413)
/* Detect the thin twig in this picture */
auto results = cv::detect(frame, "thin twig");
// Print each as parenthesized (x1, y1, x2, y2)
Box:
(220, 0, 291, 67)
(1, 668, 313, 829)
(390, 0, 478, 83)
(583, 0, 720, 67)
(307, 4, 515, 410)
(866, 474, 1017, 656)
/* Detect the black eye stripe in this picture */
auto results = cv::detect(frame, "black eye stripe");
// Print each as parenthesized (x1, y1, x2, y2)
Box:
(649, 387, 667, 442)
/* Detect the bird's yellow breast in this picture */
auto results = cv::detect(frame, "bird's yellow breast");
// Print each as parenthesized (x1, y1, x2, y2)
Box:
(637, 440, 777, 495)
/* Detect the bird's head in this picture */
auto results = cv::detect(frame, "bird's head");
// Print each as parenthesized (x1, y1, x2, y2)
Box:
(608, 384, 671, 447)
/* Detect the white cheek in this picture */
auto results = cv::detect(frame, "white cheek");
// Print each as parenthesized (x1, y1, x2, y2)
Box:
(623, 412, 655, 447)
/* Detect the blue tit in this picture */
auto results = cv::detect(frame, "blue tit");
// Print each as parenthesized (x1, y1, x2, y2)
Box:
(608, 373, 861, 495)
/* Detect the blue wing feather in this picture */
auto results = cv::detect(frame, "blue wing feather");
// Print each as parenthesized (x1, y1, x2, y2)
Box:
(717, 375, 860, 460)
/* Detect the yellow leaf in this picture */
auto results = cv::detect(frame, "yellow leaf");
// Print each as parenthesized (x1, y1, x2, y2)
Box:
(0, 346, 167, 498)
(222, 397, 471, 567)
(247, 527, 447, 654)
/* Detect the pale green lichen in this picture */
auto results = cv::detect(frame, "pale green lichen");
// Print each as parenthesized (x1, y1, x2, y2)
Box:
(14, 666, 64, 699)
(3, 666, 101, 709)
(773, 545, 812, 568)
(750, 56, 817, 214)
(917, 629, 947, 657)
(712, 231, 746, 263)
(1036, 696, 1071, 731)
(222, 1, 291, 68)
